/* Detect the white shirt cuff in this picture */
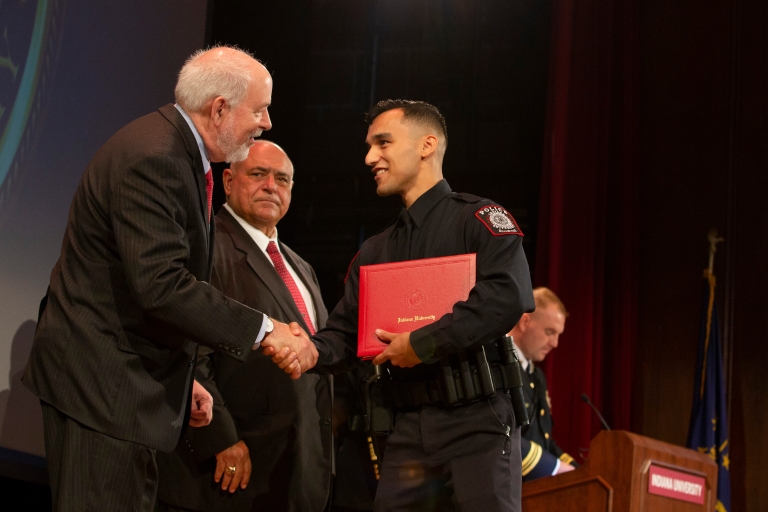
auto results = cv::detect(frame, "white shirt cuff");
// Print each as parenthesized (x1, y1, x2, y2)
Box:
(253, 313, 269, 348)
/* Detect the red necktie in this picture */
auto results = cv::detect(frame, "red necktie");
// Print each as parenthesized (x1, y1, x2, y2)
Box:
(205, 168, 213, 223)
(266, 241, 316, 334)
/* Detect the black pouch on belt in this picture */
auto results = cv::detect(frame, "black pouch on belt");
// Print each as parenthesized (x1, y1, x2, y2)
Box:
(498, 335, 530, 427)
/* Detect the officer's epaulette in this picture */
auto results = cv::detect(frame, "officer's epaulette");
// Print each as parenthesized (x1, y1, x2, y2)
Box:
(450, 192, 484, 203)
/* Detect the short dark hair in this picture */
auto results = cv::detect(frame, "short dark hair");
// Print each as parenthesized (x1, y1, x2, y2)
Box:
(366, 99, 448, 143)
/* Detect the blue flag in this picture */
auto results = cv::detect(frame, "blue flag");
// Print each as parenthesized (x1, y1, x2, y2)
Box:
(687, 270, 731, 512)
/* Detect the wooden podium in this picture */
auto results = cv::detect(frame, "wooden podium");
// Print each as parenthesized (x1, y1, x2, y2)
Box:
(521, 430, 718, 512)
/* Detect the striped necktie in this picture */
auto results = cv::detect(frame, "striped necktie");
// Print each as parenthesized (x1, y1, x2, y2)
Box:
(266, 241, 315, 334)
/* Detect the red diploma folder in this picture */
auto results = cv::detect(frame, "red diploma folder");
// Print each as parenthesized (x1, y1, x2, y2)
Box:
(357, 253, 476, 359)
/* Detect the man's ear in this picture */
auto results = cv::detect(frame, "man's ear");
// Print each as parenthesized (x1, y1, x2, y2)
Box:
(518, 312, 532, 332)
(420, 134, 439, 159)
(210, 96, 228, 126)
(222, 168, 233, 195)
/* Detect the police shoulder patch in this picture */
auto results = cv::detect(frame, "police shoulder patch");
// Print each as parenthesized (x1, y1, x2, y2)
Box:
(475, 205, 523, 236)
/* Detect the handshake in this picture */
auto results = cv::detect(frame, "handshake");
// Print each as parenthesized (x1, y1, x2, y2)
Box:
(190, 320, 315, 429)
(257, 319, 318, 379)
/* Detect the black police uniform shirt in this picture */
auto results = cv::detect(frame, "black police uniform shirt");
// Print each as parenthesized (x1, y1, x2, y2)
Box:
(313, 179, 535, 381)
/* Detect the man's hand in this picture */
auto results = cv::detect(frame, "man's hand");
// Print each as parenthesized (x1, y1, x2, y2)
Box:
(265, 344, 302, 376)
(214, 440, 252, 493)
(266, 346, 300, 379)
(371, 330, 422, 367)
(189, 379, 213, 427)
(556, 461, 576, 474)
(260, 320, 318, 378)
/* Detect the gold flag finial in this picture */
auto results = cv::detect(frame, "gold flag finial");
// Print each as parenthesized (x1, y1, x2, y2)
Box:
(707, 228, 724, 276)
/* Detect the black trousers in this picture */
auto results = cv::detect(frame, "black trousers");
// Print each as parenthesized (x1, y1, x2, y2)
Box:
(41, 401, 159, 512)
(374, 393, 522, 512)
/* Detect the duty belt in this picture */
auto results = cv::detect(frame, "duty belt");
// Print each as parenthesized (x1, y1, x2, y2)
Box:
(380, 336, 530, 427)
(384, 364, 511, 408)
(363, 337, 530, 434)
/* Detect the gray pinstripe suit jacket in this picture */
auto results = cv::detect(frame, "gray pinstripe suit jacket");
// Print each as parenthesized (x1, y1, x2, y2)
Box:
(23, 104, 266, 452)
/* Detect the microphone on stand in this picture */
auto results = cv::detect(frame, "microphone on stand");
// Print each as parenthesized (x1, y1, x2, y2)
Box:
(580, 393, 611, 431)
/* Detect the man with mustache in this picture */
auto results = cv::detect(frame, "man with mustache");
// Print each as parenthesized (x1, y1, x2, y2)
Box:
(23, 46, 316, 511)
(155, 141, 333, 512)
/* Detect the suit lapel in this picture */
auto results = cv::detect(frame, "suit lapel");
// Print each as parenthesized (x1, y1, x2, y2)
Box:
(158, 104, 210, 236)
(218, 208, 313, 332)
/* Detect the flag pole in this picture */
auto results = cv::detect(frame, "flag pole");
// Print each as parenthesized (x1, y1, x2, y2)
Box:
(700, 229, 724, 399)
(689, 228, 731, 511)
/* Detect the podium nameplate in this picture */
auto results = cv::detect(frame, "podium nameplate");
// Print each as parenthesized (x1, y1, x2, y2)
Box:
(647, 464, 706, 505)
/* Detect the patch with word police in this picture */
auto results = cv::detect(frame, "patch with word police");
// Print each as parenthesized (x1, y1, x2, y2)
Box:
(475, 206, 523, 236)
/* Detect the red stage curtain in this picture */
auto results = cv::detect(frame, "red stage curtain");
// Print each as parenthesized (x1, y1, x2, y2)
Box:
(534, 0, 640, 459)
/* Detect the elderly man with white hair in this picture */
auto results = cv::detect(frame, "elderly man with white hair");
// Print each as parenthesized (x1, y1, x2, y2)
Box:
(23, 46, 316, 511)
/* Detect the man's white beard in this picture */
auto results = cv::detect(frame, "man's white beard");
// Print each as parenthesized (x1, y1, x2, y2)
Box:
(217, 119, 255, 163)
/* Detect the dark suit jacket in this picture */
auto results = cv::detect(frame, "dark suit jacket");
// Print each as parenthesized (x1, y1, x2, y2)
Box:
(23, 105, 266, 452)
(156, 207, 333, 512)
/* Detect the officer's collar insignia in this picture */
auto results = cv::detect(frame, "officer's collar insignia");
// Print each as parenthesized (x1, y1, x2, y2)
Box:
(546, 390, 552, 412)
(475, 206, 523, 236)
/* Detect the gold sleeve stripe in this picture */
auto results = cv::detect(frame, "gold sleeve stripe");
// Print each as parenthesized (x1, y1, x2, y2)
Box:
(559, 453, 574, 464)
(522, 442, 543, 476)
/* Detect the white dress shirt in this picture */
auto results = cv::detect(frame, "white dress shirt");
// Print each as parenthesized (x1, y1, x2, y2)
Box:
(223, 203, 317, 333)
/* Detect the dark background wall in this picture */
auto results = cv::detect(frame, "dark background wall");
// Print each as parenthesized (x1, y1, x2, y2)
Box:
(637, 0, 768, 510)
(207, 0, 552, 308)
